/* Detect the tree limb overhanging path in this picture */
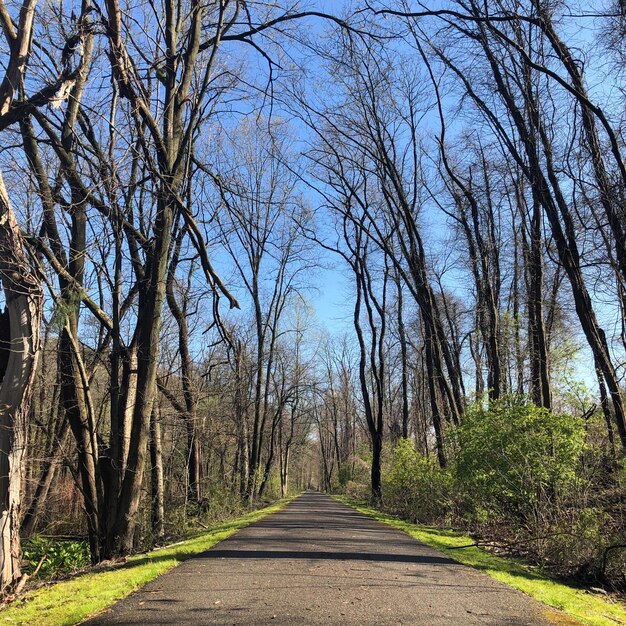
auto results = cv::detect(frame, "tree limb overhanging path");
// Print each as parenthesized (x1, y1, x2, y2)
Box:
(83, 493, 575, 625)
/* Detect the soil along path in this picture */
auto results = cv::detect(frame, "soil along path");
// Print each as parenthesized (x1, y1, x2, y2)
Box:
(83, 492, 570, 625)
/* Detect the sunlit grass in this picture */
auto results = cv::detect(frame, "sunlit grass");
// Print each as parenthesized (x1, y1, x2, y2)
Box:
(334, 495, 626, 626)
(0, 497, 296, 626)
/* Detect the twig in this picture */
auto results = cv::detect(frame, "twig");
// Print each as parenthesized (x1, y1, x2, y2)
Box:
(32, 554, 47, 577)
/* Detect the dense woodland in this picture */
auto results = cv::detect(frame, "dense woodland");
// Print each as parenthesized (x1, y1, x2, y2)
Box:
(0, 0, 626, 596)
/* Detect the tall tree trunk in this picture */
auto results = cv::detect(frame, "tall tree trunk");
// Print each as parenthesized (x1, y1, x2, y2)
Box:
(258, 419, 278, 499)
(166, 228, 201, 503)
(520, 192, 551, 409)
(108, 196, 174, 556)
(149, 403, 164, 539)
(280, 430, 290, 498)
(59, 325, 102, 561)
(247, 275, 265, 500)
(0, 173, 43, 589)
(395, 273, 410, 438)
(353, 254, 384, 502)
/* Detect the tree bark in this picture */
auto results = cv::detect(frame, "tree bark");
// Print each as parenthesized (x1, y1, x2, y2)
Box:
(0, 172, 43, 589)
(166, 229, 201, 503)
(109, 196, 173, 555)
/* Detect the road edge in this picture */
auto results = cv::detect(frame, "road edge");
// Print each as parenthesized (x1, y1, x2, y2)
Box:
(332, 495, 625, 626)
(0, 495, 300, 626)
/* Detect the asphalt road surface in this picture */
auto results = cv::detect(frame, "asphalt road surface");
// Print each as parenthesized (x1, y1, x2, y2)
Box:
(83, 492, 577, 625)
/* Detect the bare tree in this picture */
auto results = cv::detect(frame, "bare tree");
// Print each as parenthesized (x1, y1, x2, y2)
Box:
(0, 0, 46, 589)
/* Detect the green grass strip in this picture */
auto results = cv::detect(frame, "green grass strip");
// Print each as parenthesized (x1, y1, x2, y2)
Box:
(333, 495, 626, 626)
(0, 497, 297, 626)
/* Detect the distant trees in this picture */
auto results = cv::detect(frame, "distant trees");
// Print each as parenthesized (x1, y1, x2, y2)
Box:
(212, 120, 313, 500)
(314, 336, 360, 492)
(300, 35, 465, 468)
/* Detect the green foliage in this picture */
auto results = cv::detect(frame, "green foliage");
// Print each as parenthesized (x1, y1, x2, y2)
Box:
(260, 471, 282, 500)
(382, 438, 452, 524)
(455, 396, 585, 521)
(343, 479, 369, 500)
(22, 536, 90, 580)
(201, 485, 246, 520)
(338, 463, 353, 487)
(159, 488, 247, 540)
(49, 289, 84, 331)
(540, 507, 611, 575)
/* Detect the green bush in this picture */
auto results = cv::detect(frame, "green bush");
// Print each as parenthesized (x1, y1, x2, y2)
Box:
(382, 438, 452, 524)
(22, 536, 90, 580)
(351, 397, 626, 584)
(455, 396, 585, 524)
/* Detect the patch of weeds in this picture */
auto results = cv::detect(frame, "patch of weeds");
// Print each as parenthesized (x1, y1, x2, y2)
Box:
(22, 537, 90, 580)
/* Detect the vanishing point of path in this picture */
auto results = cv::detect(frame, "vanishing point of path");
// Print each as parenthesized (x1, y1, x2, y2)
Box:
(83, 492, 576, 625)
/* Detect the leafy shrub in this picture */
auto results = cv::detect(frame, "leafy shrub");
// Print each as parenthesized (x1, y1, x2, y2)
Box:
(22, 536, 90, 580)
(163, 486, 247, 538)
(455, 396, 585, 525)
(383, 438, 452, 524)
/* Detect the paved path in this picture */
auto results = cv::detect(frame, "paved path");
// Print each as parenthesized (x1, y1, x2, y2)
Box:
(83, 492, 576, 625)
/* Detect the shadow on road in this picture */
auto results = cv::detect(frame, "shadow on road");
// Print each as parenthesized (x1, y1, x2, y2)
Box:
(199, 548, 457, 565)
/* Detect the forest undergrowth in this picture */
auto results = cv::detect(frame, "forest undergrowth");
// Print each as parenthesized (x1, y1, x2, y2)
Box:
(340, 396, 626, 593)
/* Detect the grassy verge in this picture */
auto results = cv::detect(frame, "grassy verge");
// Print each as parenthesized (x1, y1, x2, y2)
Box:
(0, 496, 297, 626)
(333, 495, 626, 626)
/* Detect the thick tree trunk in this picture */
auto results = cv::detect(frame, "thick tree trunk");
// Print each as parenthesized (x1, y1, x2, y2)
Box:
(353, 257, 385, 501)
(371, 431, 382, 504)
(522, 196, 551, 409)
(121, 347, 138, 474)
(280, 443, 290, 498)
(108, 198, 174, 556)
(258, 407, 282, 499)
(0, 174, 43, 590)
(59, 326, 102, 562)
(238, 416, 250, 500)
(233, 345, 249, 499)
